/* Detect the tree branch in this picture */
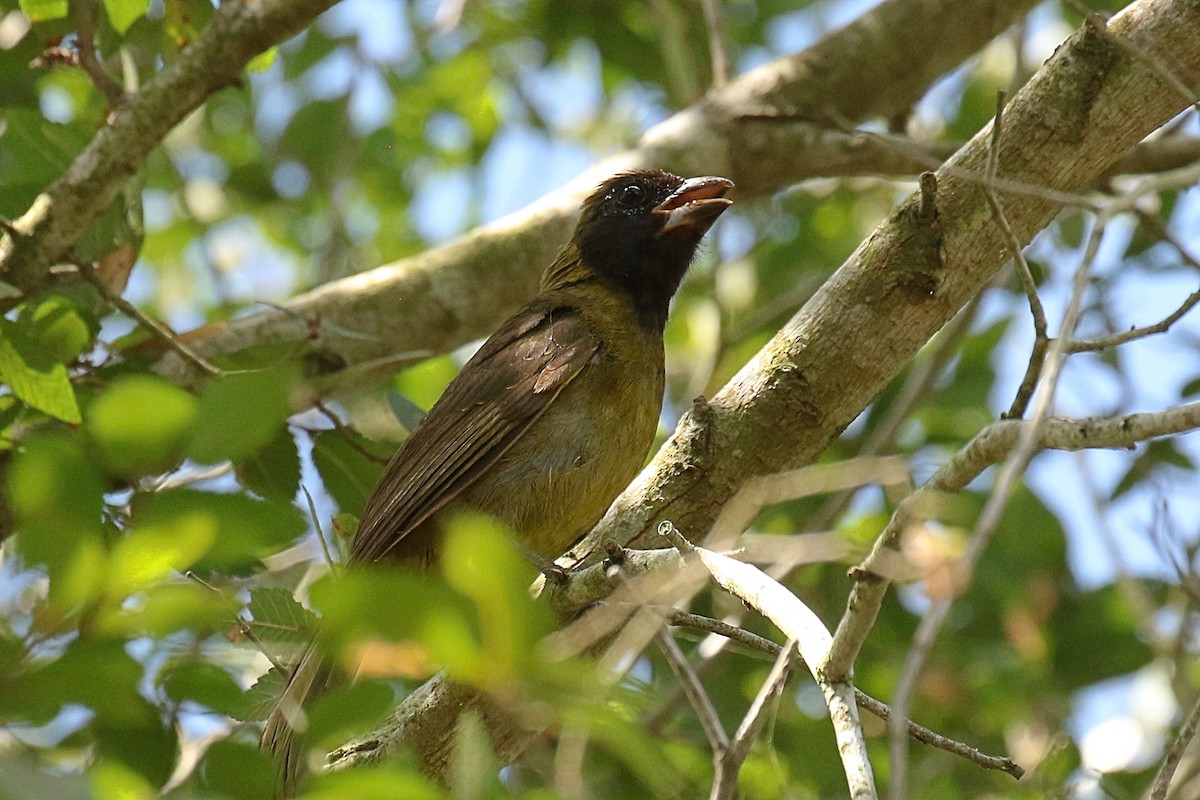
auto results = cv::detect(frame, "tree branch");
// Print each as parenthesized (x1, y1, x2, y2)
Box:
(570, 0, 1200, 564)
(0, 0, 341, 302)
(155, 0, 1042, 390)
(321, 0, 1200, 783)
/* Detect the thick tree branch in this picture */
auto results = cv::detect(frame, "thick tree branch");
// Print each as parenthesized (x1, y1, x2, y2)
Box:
(156, 0, 1040, 388)
(321, 0, 1200, 781)
(0, 0, 340, 297)
(570, 0, 1200, 563)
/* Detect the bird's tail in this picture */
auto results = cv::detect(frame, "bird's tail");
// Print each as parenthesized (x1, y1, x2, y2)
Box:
(261, 641, 333, 797)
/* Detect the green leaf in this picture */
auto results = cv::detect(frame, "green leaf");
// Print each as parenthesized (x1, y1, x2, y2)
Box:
(300, 769, 443, 800)
(0, 111, 92, 217)
(247, 46, 278, 73)
(162, 661, 246, 716)
(94, 581, 228, 638)
(236, 668, 286, 723)
(101, 0, 149, 34)
(0, 317, 80, 423)
(129, 489, 305, 574)
(107, 509, 219, 596)
(188, 368, 294, 464)
(1110, 439, 1194, 499)
(247, 586, 315, 645)
(20, 291, 97, 364)
(385, 390, 426, 434)
(305, 680, 395, 748)
(8, 432, 105, 590)
(17, 0, 67, 22)
(237, 427, 302, 504)
(86, 375, 198, 476)
(199, 740, 277, 800)
(310, 430, 390, 517)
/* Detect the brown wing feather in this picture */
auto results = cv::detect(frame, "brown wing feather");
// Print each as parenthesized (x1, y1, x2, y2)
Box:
(349, 303, 598, 564)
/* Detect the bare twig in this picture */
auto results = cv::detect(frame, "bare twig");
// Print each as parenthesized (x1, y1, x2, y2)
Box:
(77, 261, 220, 378)
(827, 398, 1200, 686)
(312, 400, 391, 465)
(984, 92, 1050, 420)
(70, 0, 126, 103)
(1150, 691, 1200, 800)
(1069, 284, 1200, 352)
(669, 613, 1025, 780)
(888, 220, 1104, 800)
(687, 539, 877, 800)
(710, 641, 794, 800)
(301, 484, 339, 575)
(657, 630, 729, 754)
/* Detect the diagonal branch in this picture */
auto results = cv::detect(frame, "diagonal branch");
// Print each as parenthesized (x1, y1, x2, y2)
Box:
(154, 0, 1042, 389)
(0, 0, 342, 298)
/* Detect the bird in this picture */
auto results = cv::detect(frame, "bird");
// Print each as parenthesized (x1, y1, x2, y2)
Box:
(261, 169, 733, 792)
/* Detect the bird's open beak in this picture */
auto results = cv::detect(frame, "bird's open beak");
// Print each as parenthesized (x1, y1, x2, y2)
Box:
(655, 176, 734, 235)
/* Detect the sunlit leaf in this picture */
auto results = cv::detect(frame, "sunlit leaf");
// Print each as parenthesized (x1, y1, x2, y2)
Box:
(0, 318, 80, 423)
(86, 375, 198, 476)
(101, 0, 149, 34)
(17, 0, 67, 22)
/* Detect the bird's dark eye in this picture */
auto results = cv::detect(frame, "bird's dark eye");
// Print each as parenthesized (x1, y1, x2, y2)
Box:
(615, 182, 647, 208)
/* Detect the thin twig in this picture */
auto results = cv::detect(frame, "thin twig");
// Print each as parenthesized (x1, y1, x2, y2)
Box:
(1067, 210, 1200, 352)
(665, 610, 1024, 779)
(301, 484, 339, 574)
(77, 261, 220, 378)
(184, 571, 289, 676)
(984, 91, 1050, 420)
(1150, 691, 1200, 800)
(70, 0, 126, 103)
(710, 641, 794, 800)
(888, 219, 1105, 800)
(312, 400, 391, 465)
(1068, 284, 1200, 352)
(656, 629, 729, 754)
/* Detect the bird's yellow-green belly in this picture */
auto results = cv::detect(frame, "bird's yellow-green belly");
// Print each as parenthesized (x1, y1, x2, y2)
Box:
(459, 356, 664, 559)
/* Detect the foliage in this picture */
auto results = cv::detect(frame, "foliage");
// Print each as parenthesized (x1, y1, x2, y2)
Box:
(1, 0, 1199, 798)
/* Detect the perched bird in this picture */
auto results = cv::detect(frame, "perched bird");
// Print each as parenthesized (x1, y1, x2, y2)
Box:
(261, 169, 733, 791)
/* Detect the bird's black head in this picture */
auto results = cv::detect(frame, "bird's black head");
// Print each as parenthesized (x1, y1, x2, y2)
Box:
(573, 170, 733, 330)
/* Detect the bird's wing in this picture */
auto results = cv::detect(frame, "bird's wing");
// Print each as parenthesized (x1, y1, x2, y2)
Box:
(348, 303, 598, 564)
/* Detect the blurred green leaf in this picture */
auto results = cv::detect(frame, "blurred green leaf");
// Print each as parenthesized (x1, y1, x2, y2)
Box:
(247, 46, 278, 73)
(107, 509, 218, 596)
(86, 375, 198, 476)
(298, 768, 443, 800)
(1110, 439, 1194, 499)
(305, 680, 394, 748)
(0, 318, 80, 423)
(17, 0, 67, 23)
(0, 111, 92, 217)
(162, 661, 246, 716)
(19, 291, 98, 364)
(440, 513, 551, 685)
(188, 368, 294, 464)
(129, 489, 305, 574)
(101, 0, 149, 34)
(93, 581, 228, 637)
(198, 739, 277, 800)
(8, 432, 105, 592)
